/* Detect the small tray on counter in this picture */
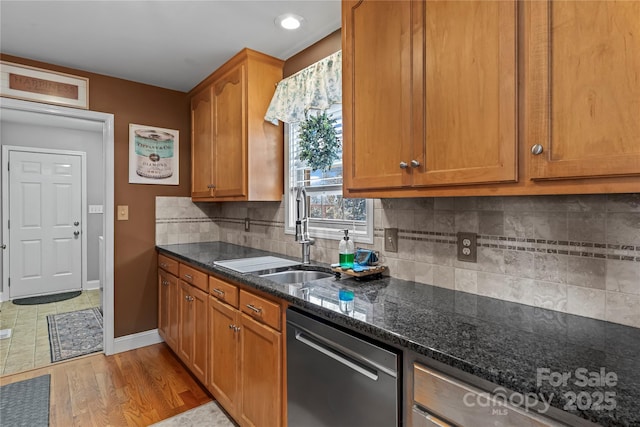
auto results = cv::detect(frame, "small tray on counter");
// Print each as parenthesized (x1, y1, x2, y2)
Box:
(331, 265, 387, 280)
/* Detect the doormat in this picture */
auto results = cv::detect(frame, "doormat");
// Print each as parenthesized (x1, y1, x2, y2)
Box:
(0, 374, 51, 427)
(149, 402, 235, 427)
(13, 290, 82, 305)
(47, 307, 103, 363)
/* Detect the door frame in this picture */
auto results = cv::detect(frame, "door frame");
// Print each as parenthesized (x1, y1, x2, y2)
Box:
(0, 97, 115, 355)
(2, 146, 87, 298)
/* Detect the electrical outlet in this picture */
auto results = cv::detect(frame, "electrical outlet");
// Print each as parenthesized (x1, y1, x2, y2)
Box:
(244, 217, 250, 232)
(457, 232, 477, 263)
(384, 228, 398, 253)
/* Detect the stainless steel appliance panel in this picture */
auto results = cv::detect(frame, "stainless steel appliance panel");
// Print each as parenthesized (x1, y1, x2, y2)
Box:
(287, 308, 400, 427)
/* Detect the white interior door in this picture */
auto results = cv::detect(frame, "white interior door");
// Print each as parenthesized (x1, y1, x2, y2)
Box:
(8, 150, 82, 298)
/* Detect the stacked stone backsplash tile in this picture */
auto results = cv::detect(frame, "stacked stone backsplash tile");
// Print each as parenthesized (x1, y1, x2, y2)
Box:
(155, 197, 220, 244)
(156, 194, 640, 329)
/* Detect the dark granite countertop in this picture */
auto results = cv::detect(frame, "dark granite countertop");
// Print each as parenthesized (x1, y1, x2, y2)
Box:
(157, 242, 640, 427)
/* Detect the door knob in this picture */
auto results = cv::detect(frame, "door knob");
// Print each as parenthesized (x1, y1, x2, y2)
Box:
(73, 231, 80, 237)
(531, 144, 544, 155)
(410, 160, 421, 168)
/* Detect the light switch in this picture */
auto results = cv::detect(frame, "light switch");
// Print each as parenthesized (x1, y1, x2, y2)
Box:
(117, 205, 129, 221)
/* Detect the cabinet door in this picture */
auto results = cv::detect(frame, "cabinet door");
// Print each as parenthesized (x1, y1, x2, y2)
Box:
(209, 297, 239, 418)
(191, 286, 208, 384)
(342, 0, 413, 190)
(412, 0, 517, 186)
(168, 276, 179, 350)
(191, 87, 215, 198)
(527, 1, 640, 180)
(158, 269, 170, 342)
(178, 280, 193, 364)
(158, 269, 178, 350)
(214, 65, 247, 198)
(239, 313, 282, 427)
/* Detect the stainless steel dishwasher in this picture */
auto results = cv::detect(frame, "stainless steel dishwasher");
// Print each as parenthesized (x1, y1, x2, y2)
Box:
(286, 308, 400, 427)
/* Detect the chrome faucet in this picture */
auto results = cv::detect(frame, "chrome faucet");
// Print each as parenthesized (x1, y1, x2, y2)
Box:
(295, 185, 315, 264)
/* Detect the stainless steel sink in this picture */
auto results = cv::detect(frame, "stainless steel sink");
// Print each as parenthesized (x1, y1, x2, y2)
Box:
(260, 270, 333, 284)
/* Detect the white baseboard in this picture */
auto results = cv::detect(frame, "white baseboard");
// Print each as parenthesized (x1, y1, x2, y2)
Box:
(85, 280, 100, 290)
(113, 329, 163, 354)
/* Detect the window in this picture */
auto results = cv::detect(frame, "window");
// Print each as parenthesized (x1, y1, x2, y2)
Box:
(285, 104, 374, 243)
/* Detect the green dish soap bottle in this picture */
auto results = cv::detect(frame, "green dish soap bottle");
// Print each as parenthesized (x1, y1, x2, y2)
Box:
(339, 229, 354, 269)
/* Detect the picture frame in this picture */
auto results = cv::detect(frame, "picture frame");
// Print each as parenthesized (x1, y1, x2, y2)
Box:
(0, 61, 89, 109)
(128, 124, 179, 185)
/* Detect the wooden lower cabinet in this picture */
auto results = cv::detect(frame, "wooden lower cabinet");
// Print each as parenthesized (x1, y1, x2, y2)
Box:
(239, 313, 282, 427)
(158, 268, 178, 349)
(159, 257, 284, 427)
(178, 280, 208, 384)
(209, 296, 240, 419)
(208, 284, 283, 427)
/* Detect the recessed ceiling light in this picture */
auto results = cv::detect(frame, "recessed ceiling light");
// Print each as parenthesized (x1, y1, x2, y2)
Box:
(276, 14, 304, 30)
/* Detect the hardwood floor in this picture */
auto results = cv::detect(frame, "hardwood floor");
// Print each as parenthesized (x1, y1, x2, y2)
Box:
(0, 343, 212, 426)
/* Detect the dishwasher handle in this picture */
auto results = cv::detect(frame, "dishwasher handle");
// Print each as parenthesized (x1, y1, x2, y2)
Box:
(295, 330, 379, 381)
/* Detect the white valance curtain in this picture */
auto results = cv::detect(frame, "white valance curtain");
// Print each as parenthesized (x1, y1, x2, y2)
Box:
(264, 50, 341, 125)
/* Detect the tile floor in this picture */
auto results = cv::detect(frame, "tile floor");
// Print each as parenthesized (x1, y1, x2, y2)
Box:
(0, 290, 101, 375)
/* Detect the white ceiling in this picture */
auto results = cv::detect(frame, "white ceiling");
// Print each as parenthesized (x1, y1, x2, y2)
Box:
(0, 1, 341, 92)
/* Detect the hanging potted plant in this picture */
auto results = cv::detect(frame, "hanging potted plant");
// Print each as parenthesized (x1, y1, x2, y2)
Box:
(297, 111, 341, 172)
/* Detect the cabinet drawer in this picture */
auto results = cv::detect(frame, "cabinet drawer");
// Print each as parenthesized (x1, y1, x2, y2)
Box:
(414, 364, 561, 427)
(209, 276, 239, 308)
(239, 290, 281, 331)
(158, 254, 179, 276)
(179, 264, 208, 292)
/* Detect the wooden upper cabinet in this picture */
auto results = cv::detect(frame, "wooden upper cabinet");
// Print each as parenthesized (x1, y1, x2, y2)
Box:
(191, 87, 215, 198)
(412, 0, 517, 186)
(342, 0, 412, 190)
(189, 48, 284, 201)
(342, 0, 517, 195)
(526, 1, 640, 180)
(214, 65, 246, 198)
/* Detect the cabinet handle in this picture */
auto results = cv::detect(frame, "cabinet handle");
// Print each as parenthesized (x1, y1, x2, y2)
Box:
(212, 288, 225, 297)
(410, 159, 420, 168)
(245, 304, 262, 314)
(399, 161, 408, 169)
(160, 263, 167, 268)
(183, 274, 193, 281)
(531, 144, 544, 155)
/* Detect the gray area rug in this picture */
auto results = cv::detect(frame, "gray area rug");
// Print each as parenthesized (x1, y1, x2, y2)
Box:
(47, 307, 103, 362)
(150, 402, 235, 427)
(0, 374, 50, 426)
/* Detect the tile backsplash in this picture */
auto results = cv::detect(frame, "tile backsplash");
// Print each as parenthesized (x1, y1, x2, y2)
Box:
(156, 194, 640, 329)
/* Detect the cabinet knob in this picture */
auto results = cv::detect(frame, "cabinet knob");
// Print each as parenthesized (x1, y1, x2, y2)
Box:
(399, 161, 408, 169)
(183, 274, 193, 281)
(73, 231, 80, 237)
(531, 144, 544, 155)
(207, 184, 216, 189)
(410, 160, 420, 168)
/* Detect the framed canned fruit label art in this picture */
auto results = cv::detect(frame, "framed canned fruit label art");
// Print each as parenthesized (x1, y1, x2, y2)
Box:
(128, 124, 179, 185)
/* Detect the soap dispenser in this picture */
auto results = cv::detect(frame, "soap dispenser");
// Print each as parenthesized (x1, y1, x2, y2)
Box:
(339, 229, 355, 268)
